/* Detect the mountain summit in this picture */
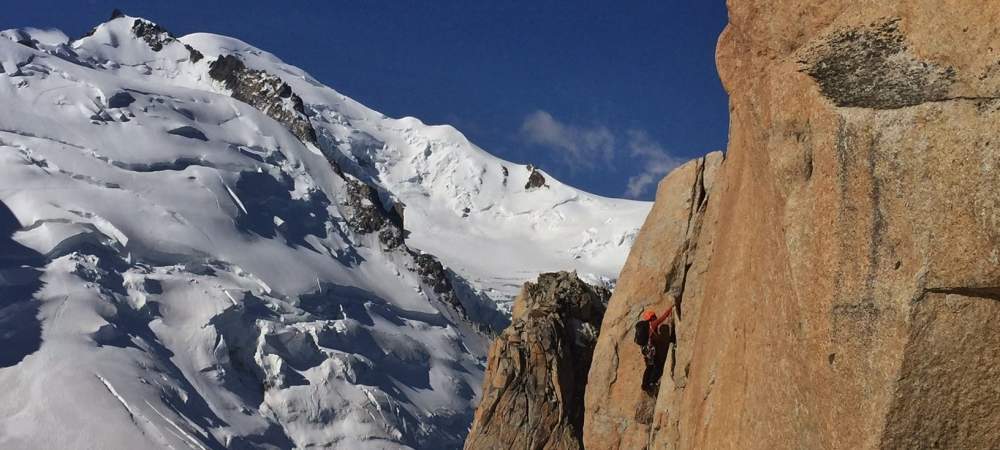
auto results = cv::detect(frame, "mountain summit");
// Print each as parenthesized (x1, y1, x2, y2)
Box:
(0, 13, 648, 449)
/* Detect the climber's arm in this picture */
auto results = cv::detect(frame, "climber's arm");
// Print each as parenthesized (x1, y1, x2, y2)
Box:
(651, 306, 672, 331)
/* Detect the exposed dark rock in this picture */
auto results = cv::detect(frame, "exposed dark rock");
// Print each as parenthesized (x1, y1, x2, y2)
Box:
(411, 252, 452, 295)
(167, 126, 208, 141)
(131, 19, 173, 52)
(107, 91, 135, 108)
(125, 17, 202, 62)
(798, 18, 956, 109)
(390, 201, 405, 230)
(343, 176, 404, 249)
(342, 180, 384, 234)
(185, 45, 203, 63)
(208, 55, 317, 144)
(339, 171, 474, 324)
(376, 228, 402, 249)
(208, 55, 244, 86)
(525, 165, 547, 190)
(465, 271, 609, 450)
(410, 251, 467, 318)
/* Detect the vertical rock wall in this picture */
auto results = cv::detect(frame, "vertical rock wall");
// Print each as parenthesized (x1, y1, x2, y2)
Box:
(582, 152, 723, 449)
(581, 1, 1000, 449)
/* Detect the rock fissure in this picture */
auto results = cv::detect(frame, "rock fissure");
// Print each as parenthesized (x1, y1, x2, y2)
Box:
(920, 286, 1000, 302)
(674, 155, 714, 324)
(576, 152, 723, 450)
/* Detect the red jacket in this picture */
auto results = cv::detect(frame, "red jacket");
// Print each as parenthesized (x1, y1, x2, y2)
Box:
(648, 306, 672, 338)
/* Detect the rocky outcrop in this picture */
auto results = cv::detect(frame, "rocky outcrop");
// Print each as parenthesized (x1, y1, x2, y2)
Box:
(343, 175, 405, 249)
(525, 164, 547, 190)
(581, 2, 1000, 449)
(465, 272, 609, 450)
(208, 54, 316, 144)
(410, 250, 469, 317)
(126, 16, 202, 62)
(80, 13, 201, 60)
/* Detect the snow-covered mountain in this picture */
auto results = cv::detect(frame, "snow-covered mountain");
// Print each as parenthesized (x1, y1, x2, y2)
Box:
(0, 12, 650, 449)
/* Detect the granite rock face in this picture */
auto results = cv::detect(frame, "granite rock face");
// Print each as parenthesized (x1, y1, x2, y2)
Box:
(580, 1, 1000, 449)
(582, 152, 723, 450)
(465, 272, 609, 450)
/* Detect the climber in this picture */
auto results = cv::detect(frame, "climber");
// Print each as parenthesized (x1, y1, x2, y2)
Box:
(634, 304, 673, 392)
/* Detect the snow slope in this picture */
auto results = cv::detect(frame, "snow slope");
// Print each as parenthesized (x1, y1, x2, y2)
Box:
(0, 13, 650, 449)
(178, 32, 650, 310)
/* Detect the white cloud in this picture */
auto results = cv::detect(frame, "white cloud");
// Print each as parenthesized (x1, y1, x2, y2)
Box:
(518, 110, 684, 199)
(519, 110, 615, 171)
(624, 129, 683, 199)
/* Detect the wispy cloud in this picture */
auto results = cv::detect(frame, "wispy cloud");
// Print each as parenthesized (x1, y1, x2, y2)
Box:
(519, 110, 615, 171)
(518, 110, 684, 199)
(624, 129, 683, 199)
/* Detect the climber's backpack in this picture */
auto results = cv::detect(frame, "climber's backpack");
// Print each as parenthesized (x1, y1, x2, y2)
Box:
(633, 320, 650, 346)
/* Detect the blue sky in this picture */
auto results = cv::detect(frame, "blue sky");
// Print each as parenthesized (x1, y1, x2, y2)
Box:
(4, 1, 729, 200)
